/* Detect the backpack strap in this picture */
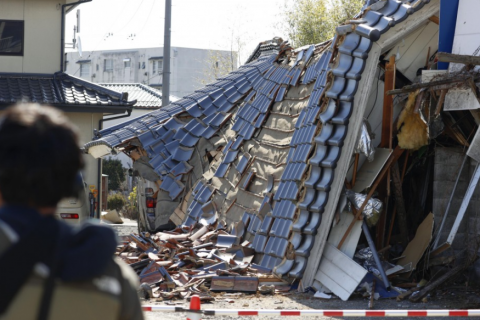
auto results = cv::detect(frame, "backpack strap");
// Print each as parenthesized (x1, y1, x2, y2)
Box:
(0, 216, 60, 318)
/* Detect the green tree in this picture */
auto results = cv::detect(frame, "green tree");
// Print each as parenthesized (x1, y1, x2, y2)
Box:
(102, 158, 126, 191)
(283, 0, 364, 48)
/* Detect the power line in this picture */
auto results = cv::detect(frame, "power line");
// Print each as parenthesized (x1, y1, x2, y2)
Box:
(69, 0, 139, 76)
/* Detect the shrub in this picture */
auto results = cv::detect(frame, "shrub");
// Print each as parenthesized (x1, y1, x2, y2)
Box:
(124, 187, 139, 220)
(107, 193, 126, 212)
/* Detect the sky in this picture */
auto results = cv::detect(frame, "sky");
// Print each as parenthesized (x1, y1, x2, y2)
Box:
(65, 0, 288, 63)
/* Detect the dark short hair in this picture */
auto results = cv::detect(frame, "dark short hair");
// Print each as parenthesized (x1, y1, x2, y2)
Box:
(0, 104, 84, 207)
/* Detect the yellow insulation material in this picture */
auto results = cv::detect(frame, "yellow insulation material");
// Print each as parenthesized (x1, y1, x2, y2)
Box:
(396, 90, 429, 151)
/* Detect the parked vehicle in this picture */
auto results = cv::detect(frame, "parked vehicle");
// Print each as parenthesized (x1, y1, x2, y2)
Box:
(136, 177, 175, 233)
(55, 178, 90, 225)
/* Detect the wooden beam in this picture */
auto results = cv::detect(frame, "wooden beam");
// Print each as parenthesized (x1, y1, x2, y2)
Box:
(437, 52, 480, 66)
(429, 15, 439, 25)
(387, 75, 480, 96)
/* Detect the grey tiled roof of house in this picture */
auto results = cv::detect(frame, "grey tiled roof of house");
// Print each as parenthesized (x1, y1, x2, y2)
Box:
(84, 0, 432, 280)
(0, 73, 135, 111)
(100, 83, 180, 110)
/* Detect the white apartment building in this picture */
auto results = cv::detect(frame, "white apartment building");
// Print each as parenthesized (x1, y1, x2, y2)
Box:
(65, 47, 236, 98)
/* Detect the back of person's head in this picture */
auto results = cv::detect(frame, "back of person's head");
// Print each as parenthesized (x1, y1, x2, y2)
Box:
(0, 104, 84, 208)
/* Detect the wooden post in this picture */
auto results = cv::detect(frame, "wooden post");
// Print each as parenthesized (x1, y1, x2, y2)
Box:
(377, 56, 396, 249)
(381, 56, 396, 148)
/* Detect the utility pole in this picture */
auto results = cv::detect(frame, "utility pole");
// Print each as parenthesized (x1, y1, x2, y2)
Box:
(162, 0, 171, 107)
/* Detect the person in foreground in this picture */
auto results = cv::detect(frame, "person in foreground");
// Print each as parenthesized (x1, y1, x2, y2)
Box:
(0, 104, 144, 320)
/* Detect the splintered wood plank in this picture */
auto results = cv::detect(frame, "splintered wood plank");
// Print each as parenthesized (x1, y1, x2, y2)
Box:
(315, 243, 367, 301)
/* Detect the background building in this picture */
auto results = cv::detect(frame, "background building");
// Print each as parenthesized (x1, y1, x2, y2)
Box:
(65, 47, 237, 98)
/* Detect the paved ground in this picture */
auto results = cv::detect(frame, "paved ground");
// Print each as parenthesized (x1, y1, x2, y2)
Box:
(142, 288, 480, 320)
(101, 217, 138, 236)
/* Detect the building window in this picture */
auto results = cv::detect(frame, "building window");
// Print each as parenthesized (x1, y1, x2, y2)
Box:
(151, 59, 163, 75)
(104, 59, 113, 71)
(79, 63, 90, 77)
(0, 20, 24, 56)
(96, 64, 99, 71)
(142, 62, 145, 69)
(123, 58, 131, 68)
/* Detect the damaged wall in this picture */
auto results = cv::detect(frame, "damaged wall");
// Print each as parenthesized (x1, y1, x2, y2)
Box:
(433, 147, 480, 278)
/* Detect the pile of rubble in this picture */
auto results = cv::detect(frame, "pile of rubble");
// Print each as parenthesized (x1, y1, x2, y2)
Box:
(118, 227, 291, 302)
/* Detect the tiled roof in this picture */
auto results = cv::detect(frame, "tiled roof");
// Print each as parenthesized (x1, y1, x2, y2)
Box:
(84, 0, 432, 280)
(0, 73, 135, 111)
(100, 83, 179, 110)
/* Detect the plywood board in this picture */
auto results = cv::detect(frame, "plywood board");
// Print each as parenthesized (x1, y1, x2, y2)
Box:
(314, 242, 368, 301)
(398, 212, 434, 276)
(353, 148, 392, 192)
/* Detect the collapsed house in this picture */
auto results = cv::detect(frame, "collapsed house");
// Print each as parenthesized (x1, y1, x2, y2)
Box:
(84, 0, 480, 302)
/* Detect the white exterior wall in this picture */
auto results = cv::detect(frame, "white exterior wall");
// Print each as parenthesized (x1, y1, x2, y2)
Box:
(449, 0, 480, 72)
(65, 112, 103, 209)
(0, 0, 63, 73)
(65, 47, 235, 98)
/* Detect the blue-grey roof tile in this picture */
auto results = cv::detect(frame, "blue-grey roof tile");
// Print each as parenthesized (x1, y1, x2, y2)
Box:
(179, 132, 200, 147)
(214, 163, 230, 178)
(315, 123, 334, 145)
(173, 128, 189, 141)
(171, 161, 193, 176)
(172, 146, 194, 162)
(258, 215, 274, 235)
(327, 125, 348, 147)
(309, 190, 328, 213)
(321, 146, 341, 168)
(292, 210, 310, 232)
(295, 234, 314, 257)
(274, 259, 295, 276)
(252, 234, 269, 253)
(303, 212, 322, 235)
(315, 167, 334, 191)
(223, 149, 239, 164)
